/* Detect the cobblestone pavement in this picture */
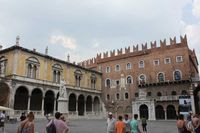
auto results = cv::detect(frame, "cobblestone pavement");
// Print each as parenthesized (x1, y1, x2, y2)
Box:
(3, 119, 177, 133)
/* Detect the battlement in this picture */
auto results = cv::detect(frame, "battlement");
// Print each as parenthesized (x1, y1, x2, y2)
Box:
(79, 35, 188, 68)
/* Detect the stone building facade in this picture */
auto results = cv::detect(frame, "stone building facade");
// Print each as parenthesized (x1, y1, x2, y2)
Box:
(0, 41, 104, 118)
(79, 35, 200, 119)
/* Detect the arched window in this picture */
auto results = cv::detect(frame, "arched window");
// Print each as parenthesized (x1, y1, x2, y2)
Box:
(127, 76, 132, 84)
(157, 92, 162, 96)
(115, 64, 120, 71)
(126, 63, 131, 70)
(26, 57, 40, 79)
(139, 74, 146, 84)
(181, 90, 187, 95)
(52, 64, 63, 83)
(171, 91, 176, 95)
(74, 69, 82, 87)
(116, 93, 120, 100)
(107, 94, 110, 100)
(174, 70, 182, 81)
(147, 92, 152, 97)
(91, 73, 97, 89)
(158, 73, 165, 82)
(106, 66, 111, 73)
(125, 92, 129, 99)
(139, 60, 144, 68)
(105, 79, 111, 88)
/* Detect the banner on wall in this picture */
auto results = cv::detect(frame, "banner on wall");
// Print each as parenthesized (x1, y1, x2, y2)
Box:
(178, 95, 192, 115)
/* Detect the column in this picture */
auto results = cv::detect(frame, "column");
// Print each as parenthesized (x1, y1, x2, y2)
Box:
(76, 100, 79, 116)
(190, 84, 196, 114)
(84, 100, 86, 116)
(41, 96, 44, 115)
(27, 95, 31, 112)
(164, 109, 167, 120)
(54, 97, 57, 113)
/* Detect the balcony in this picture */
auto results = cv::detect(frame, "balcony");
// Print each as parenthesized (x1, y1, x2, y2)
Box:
(156, 95, 179, 101)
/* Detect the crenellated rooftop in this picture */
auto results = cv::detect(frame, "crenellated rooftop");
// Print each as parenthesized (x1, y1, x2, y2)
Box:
(78, 35, 188, 68)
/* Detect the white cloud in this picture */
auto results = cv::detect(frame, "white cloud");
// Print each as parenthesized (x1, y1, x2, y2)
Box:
(192, 0, 200, 17)
(49, 35, 77, 50)
(184, 24, 200, 49)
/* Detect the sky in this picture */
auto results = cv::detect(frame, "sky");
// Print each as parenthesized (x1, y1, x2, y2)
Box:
(0, 0, 200, 64)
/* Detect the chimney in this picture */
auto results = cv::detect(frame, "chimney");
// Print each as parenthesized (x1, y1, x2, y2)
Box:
(16, 35, 20, 46)
(45, 46, 48, 55)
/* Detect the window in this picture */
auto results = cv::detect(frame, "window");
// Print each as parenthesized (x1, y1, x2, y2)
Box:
(157, 92, 162, 96)
(139, 74, 146, 84)
(171, 91, 176, 95)
(181, 90, 187, 95)
(91, 73, 97, 89)
(52, 64, 63, 83)
(116, 80, 120, 86)
(139, 60, 144, 68)
(74, 69, 82, 87)
(176, 56, 183, 62)
(158, 73, 165, 82)
(116, 93, 120, 100)
(107, 94, 110, 100)
(153, 60, 159, 66)
(26, 57, 40, 79)
(115, 64, 120, 71)
(126, 76, 132, 84)
(126, 63, 131, 70)
(147, 92, 152, 97)
(0, 56, 7, 76)
(174, 70, 182, 81)
(105, 79, 111, 87)
(125, 92, 129, 99)
(135, 92, 139, 97)
(106, 66, 111, 73)
(164, 58, 171, 64)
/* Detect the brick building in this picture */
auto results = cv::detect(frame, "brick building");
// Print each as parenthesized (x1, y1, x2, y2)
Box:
(79, 35, 200, 120)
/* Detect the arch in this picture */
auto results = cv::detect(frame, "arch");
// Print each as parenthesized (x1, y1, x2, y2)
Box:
(116, 93, 120, 100)
(78, 95, 85, 116)
(166, 105, 176, 119)
(126, 62, 131, 70)
(126, 75, 133, 84)
(14, 86, 29, 110)
(0, 82, 10, 106)
(173, 70, 182, 81)
(44, 90, 55, 115)
(139, 104, 149, 119)
(138, 74, 146, 84)
(30, 88, 43, 110)
(157, 72, 165, 82)
(124, 92, 129, 100)
(157, 92, 162, 96)
(105, 78, 111, 87)
(86, 95, 92, 112)
(155, 105, 165, 120)
(94, 96, 100, 114)
(52, 63, 63, 70)
(115, 64, 120, 71)
(181, 90, 188, 95)
(26, 57, 40, 64)
(171, 91, 177, 95)
(68, 93, 76, 112)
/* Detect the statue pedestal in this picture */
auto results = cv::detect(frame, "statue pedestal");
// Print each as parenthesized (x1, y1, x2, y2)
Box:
(58, 98, 68, 115)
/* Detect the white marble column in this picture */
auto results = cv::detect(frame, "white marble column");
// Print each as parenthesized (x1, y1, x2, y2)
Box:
(190, 84, 196, 114)
(27, 95, 31, 112)
(164, 109, 167, 120)
(41, 96, 44, 115)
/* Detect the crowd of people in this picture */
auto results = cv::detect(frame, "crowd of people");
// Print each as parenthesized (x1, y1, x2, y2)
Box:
(107, 112, 147, 133)
(176, 112, 200, 133)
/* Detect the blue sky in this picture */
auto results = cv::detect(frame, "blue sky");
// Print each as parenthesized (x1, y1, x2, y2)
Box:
(0, 0, 200, 63)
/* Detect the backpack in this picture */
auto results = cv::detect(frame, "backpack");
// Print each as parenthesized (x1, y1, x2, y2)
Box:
(46, 120, 56, 133)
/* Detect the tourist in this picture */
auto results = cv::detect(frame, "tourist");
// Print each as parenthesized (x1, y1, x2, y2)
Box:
(0, 111, 6, 133)
(18, 112, 35, 133)
(46, 112, 69, 133)
(141, 116, 147, 133)
(20, 112, 27, 121)
(192, 114, 200, 133)
(123, 114, 131, 133)
(107, 112, 116, 133)
(130, 114, 142, 133)
(176, 114, 187, 133)
(115, 115, 125, 133)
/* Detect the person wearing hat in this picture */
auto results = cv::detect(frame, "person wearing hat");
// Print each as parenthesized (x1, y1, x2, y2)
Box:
(107, 112, 116, 133)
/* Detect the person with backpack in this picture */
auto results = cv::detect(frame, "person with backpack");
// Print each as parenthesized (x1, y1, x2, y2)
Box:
(46, 112, 69, 133)
(18, 112, 35, 133)
(0, 111, 6, 133)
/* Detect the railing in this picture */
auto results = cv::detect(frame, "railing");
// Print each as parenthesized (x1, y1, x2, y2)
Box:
(156, 95, 179, 101)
